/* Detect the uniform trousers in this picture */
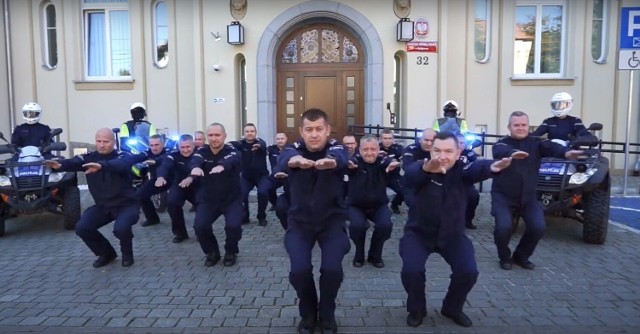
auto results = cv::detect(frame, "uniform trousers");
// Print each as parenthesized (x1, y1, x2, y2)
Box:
(75, 204, 140, 257)
(285, 218, 351, 321)
(347, 205, 393, 261)
(194, 198, 243, 255)
(399, 230, 478, 316)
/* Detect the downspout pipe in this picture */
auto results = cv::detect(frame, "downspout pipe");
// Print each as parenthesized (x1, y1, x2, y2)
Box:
(3, 0, 15, 129)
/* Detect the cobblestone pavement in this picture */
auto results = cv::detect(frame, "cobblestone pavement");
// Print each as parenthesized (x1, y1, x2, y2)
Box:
(1, 185, 639, 333)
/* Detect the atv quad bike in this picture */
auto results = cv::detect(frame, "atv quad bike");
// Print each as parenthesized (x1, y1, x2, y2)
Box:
(0, 129, 80, 236)
(512, 123, 610, 244)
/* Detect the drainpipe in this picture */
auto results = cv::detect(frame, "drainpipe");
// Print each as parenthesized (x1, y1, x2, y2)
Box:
(3, 0, 15, 129)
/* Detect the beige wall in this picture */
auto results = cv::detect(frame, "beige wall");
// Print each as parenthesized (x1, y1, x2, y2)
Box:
(1, 0, 639, 170)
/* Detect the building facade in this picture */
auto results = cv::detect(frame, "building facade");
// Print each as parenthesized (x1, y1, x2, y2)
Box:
(0, 0, 638, 169)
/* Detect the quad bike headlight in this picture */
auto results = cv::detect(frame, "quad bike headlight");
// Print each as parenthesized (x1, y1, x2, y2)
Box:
(48, 172, 66, 183)
(0, 175, 10, 187)
(569, 168, 596, 185)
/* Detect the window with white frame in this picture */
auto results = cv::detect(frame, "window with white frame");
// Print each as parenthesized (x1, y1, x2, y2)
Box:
(153, 0, 169, 68)
(513, 1, 566, 77)
(83, 0, 131, 79)
(591, 0, 609, 63)
(474, 0, 491, 63)
(42, 2, 58, 69)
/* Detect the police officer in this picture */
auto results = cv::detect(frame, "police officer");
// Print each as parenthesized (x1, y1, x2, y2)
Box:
(379, 129, 405, 214)
(277, 108, 350, 334)
(432, 100, 469, 134)
(400, 132, 514, 328)
(341, 135, 357, 198)
(194, 130, 206, 149)
(119, 102, 157, 148)
(267, 132, 288, 210)
(11, 102, 53, 148)
(230, 123, 271, 226)
(401, 128, 436, 209)
(492, 111, 584, 271)
(531, 92, 593, 143)
(455, 132, 481, 230)
(347, 134, 399, 269)
(130, 134, 167, 227)
(44, 128, 139, 268)
(190, 123, 243, 267)
(155, 134, 197, 243)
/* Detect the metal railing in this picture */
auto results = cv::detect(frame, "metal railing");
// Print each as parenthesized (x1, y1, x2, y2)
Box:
(349, 124, 640, 157)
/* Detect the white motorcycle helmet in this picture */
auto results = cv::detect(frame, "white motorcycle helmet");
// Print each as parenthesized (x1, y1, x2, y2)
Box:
(442, 100, 460, 118)
(22, 102, 42, 125)
(550, 92, 573, 118)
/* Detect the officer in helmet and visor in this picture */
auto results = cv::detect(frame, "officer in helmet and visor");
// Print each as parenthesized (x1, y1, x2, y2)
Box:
(433, 100, 469, 134)
(119, 102, 157, 149)
(531, 92, 594, 146)
(11, 102, 53, 148)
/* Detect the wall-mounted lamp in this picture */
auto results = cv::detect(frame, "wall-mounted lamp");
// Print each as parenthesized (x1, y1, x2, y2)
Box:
(227, 21, 244, 45)
(396, 18, 414, 42)
(386, 102, 396, 125)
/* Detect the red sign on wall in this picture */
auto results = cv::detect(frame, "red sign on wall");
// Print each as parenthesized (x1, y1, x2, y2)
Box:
(406, 41, 438, 53)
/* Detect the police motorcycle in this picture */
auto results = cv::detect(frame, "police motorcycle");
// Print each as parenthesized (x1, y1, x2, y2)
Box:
(513, 123, 610, 244)
(113, 128, 168, 213)
(0, 129, 80, 236)
(157, 127, 179, 152)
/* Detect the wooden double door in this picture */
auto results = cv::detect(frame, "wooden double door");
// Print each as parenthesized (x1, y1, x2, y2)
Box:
(276, 23, 365, 143)
(277, 70, 363, 142)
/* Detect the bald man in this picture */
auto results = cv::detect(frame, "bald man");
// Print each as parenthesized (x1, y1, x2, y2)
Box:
(401, 128, 436, 209)
(45, 128, 140, 268)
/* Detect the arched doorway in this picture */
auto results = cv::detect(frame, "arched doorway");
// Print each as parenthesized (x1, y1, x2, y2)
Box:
(276, 23, 365, 142)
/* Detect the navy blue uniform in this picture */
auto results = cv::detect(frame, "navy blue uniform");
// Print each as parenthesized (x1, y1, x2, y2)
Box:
(11, 123, 52, 147)
(346, 154, 395, 265)
(276, 141, 350, 325)
(267, 144, 286, 208)
(131, 148, 167, 225)
(400, 159, 497, 319)
(531, 115, 590, 141)
(491, 136, 567, 264)
(157, 150, 197, 239)
(401, 144, 431, 209)
(57, 151, 139, 262)
(380, 142, 405, 209)
(460, 149, 480, 228)
(230, 138, 270, 224)
(190, 144, 243, 257)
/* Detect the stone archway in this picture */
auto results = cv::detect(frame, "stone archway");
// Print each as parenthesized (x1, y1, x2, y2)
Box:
(256, 1, 383, 142)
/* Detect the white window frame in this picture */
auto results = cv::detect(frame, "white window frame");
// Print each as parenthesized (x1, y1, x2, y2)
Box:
(152, 0, 169, 68)
(591, 0, 609, 64)
(513, 0, 567, 78)
(474, 0, 492, 63)
(41, 2, 57, 70)
(82, 0, 131, 80)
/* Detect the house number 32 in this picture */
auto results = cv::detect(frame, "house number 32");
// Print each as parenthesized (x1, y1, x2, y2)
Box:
(416, 56, 429, 65)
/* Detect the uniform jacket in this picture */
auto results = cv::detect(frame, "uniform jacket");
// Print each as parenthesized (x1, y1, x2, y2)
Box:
(404, 159, 496, 249)
(230, 138, 269, 177)
(157, 150, 195, 185)
(190, 144, 241, 206)
(401, 144, 431, 186)
(276, 140, 348, 224)
(130, 148, 167, 178)
(346, 154, 396, 208)
(11, 123, 52, 148)
(267, 144, 285, 170)
(58, 150, 136, 209)
(492, 135, 567, 202)
(531, 115, 589, 141)
(379, 142, 404, 160)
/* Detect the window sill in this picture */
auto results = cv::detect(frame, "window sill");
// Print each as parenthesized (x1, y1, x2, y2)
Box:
(73, 80, 135, 91)
(509, 77, 576, 86)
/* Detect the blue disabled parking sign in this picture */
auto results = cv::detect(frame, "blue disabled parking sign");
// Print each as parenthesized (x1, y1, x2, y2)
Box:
(620, 7, 640, 49)
(619, 7, 640, 70)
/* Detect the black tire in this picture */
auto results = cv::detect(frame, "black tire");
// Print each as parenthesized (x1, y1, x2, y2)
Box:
(153, 192, 167, 213)
(62, 185, 81, 230)
(582, 180, 610, 244)
(0, 216, 5, 237)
